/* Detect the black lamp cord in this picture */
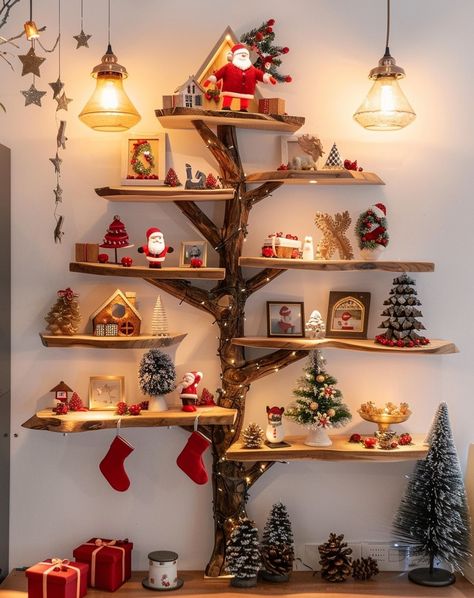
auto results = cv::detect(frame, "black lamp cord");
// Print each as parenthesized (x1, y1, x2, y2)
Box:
(385, 0, 391, 56)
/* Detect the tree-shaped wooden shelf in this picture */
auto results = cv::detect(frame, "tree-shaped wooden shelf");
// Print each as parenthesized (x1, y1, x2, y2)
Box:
(232, 337, 459, 355)
(22, 407, 237, 434)
(239, 257, 435, 272)
(155, 107, 305, 132)
(226, 434, 428, 462)
(246, 169, 384, 185)
(95, 186, 235, 202)
(69, 262, 225, 280)
(39, 333, 187, 349)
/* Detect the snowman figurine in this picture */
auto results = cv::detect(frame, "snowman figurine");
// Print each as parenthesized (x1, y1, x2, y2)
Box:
(265, 406, 286, 445)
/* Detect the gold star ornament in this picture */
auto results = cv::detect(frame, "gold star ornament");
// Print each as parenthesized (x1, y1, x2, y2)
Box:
(49, 77, 64, 99)
(21, 83, 47, 107)
(19, 46, 46, 77)
(56, 91, 73, 111)
(73, 29, 91, 48)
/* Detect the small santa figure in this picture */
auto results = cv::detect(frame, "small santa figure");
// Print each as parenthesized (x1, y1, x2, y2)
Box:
(177, 371, 203, 412)
(204, 43, 276, 112)
(278, 305, 295, 334)
(138, 227, 174, 268)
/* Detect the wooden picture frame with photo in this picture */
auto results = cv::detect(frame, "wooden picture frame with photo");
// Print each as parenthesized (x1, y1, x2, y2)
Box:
(326, 291, 371, 339)
(121, 134, 167, 185)
(179, 241, 208, 267)
(266, 301, 305, 338)
(88, 375, 125, 410)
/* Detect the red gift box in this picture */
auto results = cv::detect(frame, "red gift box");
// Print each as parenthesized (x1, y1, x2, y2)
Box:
(26, 559, 89, 598)
(258, 98, 286, 115)
(73, 538, 133, 592)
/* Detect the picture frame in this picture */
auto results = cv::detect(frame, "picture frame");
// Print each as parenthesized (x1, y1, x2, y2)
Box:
(88, 376, 125, 411)
(280, 134, 323, 170)
(121, 134, 166, 186)
(326, 291, 371, 339)
(266, 301, 305, 338)
(179, 241, 208, 267)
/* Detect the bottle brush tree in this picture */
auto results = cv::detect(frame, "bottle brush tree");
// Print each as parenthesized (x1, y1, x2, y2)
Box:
(138, 349, 176, 397)
(260, 502, 295, 580)
(226, 519, 261, 586)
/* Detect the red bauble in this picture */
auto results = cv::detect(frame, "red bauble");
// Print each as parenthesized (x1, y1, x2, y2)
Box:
(364, 437, 377, 449)
(349, 433, 361, 443)
(390, 441, 399, 449)
(256, 31, 264, 41)
(190, 258, 203, 268)
(398, 433, 412, 446)
(128, 403, 141, 416)
(98, 253, 109, 263)
(285, 75, 292, 83)
(267, 18, 275, 26)
(116, 401, 128, 416)
(282, 47, 289, 54)
(266, 26, 273, 33)
(262, 246, 274, 258)
(121, 256, 133, 267)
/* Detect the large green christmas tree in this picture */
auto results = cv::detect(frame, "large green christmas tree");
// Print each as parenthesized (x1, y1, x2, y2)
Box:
(285, 351, 351, 428)
(260, 502, 295, 581)
(393, 403, 471, 586)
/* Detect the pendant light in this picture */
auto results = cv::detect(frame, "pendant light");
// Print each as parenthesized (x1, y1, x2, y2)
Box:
(24, 0, 40, 40)
(79, 0, 140, 132)
(353, 0, 415, 131)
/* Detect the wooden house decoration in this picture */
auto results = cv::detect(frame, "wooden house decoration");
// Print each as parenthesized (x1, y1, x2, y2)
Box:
(50, 380, 73, 403)
(162, 76, 204, 109)
(91, 289, 141, 337)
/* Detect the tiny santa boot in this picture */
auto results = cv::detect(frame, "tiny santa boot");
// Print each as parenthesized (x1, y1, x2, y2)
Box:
(176, 431, 210, 485)
(99, 435, 134, 492)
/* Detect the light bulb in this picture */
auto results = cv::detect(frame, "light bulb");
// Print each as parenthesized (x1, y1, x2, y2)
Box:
(24, 20, 40, 40)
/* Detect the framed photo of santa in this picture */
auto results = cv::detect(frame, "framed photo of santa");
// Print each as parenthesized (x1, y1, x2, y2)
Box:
(266, 301, 305, 338)
(326, 291, 371, 339)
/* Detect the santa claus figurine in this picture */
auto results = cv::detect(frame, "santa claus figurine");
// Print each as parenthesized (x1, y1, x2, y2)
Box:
(138, 227, 174, 268)
(278, 305, 295, 334)
(204, 43, 276, 112)
(177, 371, 203, 412)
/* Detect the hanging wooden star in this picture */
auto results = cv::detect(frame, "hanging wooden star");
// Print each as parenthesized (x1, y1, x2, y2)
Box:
(21, 83, 47, 107)
(49, 153, 62, 173)
(73, 29, 91, 48)
(49, 77, 64, 99)
(18, 46, 46, 77)
(56, 91, 73, 111)
(54, 184, 63, 203)
(57, 121, 67, 149)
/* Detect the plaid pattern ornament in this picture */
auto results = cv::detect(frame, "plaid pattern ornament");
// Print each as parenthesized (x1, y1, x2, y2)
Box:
(323, 143, 343, 169)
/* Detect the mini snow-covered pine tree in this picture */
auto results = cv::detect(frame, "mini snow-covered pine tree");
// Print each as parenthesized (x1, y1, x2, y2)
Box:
(45, 287, 81, 336)
(226, 519, 261, 587)
(393, 403, 471, 586)
(139, 349, 176, 411)
(151, 295, 169, 337)
(375, 273, 430, 348)
(261, 502, 295, 581)
(323, 143, 343, 169)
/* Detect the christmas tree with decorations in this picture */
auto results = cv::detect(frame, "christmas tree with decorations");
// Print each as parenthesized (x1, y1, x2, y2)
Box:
(163, 168, 181, 187)
(45, 287, 81, 336)
(260, 502, 295, 581)
(226, 519, 261, 586)
(99, 215, 133, 263)
(285, 350, 351, 428)
(393, 403, 471, 586)
(375, 273, 430, 347)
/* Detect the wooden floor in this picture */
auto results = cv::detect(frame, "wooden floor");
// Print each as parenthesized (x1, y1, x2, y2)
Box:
(1, 570, 473, 597)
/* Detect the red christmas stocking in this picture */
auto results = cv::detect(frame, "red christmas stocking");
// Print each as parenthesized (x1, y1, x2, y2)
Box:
(99, 436, 134, 492)
(176, 431, 210, 485)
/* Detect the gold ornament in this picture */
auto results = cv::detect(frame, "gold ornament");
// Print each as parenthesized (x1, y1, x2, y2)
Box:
(309, 401, 319, 411)
(327, 408, 336, 417)
(316, 374, 325, 383)
(314, 211, 354, 260)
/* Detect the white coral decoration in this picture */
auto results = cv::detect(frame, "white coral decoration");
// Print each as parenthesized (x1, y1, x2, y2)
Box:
(316, 412, 331, 428)
(305, 310, 326, 339)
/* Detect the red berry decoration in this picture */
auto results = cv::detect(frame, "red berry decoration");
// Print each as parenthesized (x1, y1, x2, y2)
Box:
(54, 402, 69, 415)
(116, 401, 128, 416)
(262, 246, 274, 258)
(391, 441, 399, 449)
(190, 258, 203, 268)
(349, 433, 361, 443)
(139, 400, 149, 410)
(277, 163, 289, 170)
(121, 256, 133, 267)
(398, 433, 413, 446)
(128, 403, 141, 416)
(98, 253, 109, 263)
(364, 437, 377, 449)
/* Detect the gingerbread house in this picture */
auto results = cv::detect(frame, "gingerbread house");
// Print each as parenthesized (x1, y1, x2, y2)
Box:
(91, 289, 141, 337)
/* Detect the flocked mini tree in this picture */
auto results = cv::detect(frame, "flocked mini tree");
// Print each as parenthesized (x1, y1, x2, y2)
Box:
(375, 273, 430, 347)
(139, 349, 176, 411)
(226, 518, 261, 587)
(393, 403, 471, 586)
(45, 287, 81, 336)
(260, 502, 295, 581)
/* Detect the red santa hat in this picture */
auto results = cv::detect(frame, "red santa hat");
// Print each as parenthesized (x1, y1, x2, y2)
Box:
(372, 203, 387, 219)
(146, 227, 162, 239)
(279, 305, 291, 317)
(231, 43, 249, 56)
(190, 371, 202, 385)
(266, 406, 285, 416)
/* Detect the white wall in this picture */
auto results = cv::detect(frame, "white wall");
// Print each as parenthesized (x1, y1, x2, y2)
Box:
(3, 0, 473, 571)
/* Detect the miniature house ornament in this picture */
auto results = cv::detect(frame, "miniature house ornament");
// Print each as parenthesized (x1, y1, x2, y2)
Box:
(50, 380, 73, 405)
(138, 228, 174, 268)
(91, 289, 141, 337)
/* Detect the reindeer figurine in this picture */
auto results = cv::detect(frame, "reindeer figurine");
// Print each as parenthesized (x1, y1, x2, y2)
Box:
(266, 406, 286, 445)
(185, 163, 206, 189)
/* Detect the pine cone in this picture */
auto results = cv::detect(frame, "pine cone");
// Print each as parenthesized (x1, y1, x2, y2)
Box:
(242, 422, 265, 449)
(261, 544, 294, 576)
(352, 557, 379, 580)
(318, 533, 352, 582)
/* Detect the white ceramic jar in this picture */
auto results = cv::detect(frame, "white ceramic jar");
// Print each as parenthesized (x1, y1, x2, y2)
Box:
(146, 551, 179, 590)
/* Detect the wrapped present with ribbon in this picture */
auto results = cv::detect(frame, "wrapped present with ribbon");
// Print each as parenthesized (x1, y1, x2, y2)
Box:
(258, 98, 286, 115)
(73, 538, 133, 592)
(25, 558, 89, 598)
(75, 243, 99, 263)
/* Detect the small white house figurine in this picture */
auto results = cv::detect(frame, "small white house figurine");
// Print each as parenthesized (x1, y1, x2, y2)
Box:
(305, 310, 326, 339)
(266, 406, 286, 445)
(162, 75, 204, 109)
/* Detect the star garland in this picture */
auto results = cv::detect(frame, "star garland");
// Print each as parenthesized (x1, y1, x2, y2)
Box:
(73, 0, 91, 48)
(18, 0, 47, 105)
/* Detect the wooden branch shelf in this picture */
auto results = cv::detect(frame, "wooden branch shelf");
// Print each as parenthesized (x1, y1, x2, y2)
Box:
(39, 333, 187, 349)
(232, 337, 459, 354)
(246, 169, 385, 185)
(226, 434, 428, 462)
(22, 407, 237, 433)
(155, 107, 305, 132)
(239, 257, 435, 272)
(70, 262, 225, 280)
(95, 186, 234, 202)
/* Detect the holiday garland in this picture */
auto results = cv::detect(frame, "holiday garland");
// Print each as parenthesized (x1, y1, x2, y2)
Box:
(130, 139, 155, 177)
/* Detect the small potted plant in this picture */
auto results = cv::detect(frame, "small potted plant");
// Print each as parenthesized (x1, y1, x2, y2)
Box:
(355, 203, 389, 260)
(138, 349, 176, 412)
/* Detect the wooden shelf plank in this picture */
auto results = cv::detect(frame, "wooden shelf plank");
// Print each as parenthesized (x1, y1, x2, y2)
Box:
(22, 407, 237, 433)
(239, 257, 435, 272)
(155, 107, 305, 132)
(226, 434, 428, 462)
(39, 333, 187, 349)
(232, 337, 459, 354)
(246, 169, 385, 185)
(95, 186, 234, 202)
(69, 262, 225, 280)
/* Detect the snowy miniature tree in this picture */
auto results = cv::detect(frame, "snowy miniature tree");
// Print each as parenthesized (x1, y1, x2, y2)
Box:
(393, 403, 471, 586)
(226, 519, 261, 586)
(45, 288, 81, 336)
(151, 295, 169, 336)
(261, 502, 295, 580)
(139, 350, 176, 411)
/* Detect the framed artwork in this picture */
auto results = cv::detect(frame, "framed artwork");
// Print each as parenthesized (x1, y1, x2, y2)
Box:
(266, 301, 305, 338)
(88, 376, 125, 410)
(326, 291, 371, 339)
(179, 241, 208, 267)
(121, 134, 166, 185)
(280, 134, 323, 170)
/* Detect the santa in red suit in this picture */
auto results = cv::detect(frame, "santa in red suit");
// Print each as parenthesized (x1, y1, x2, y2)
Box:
(204, 43, 276, 111)
(138, 227, 173, 268)
(177, 371, 203, 412)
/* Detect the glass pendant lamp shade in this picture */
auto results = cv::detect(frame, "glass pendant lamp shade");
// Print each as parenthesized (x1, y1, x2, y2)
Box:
(79, 45, 141, 132)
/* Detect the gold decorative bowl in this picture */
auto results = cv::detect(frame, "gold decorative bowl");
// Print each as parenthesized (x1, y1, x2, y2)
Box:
(357, 409, 411, 433)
